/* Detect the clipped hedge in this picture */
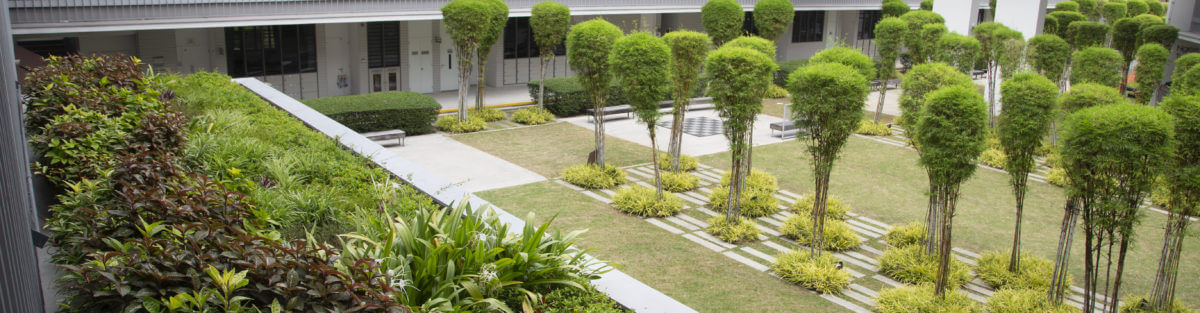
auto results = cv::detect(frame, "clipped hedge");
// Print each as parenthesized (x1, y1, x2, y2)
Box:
(879, 244, 971, 289)
(512, 107, 556, 125)
(720, 169, 779, 192)
(612, 186, 684, 217)
(435, 115, 488, 133)
(875, 285, 982, 313)
(886, 222, 926, 248)
(661, 171, 699, 192)
(658, 153, 699, 171)
(705, 216, 762, 243)
(987, 289, 1078, 313)
(857, 120, 893, 136)
(780, 214, 863, 251)
(974, 250, 1059, 290)
(708, 186, 779, 217)
(791, 194, 851, 220)
(303, 91, 439, 135)
(562, 164, 626, 189)
(771, 249, 852, 294)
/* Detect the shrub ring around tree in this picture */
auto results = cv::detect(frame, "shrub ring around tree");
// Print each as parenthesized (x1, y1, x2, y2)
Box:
(878, 244, 971, 289)
(874, 285, 982, 313)
(856, 120, 893, 136)
(468, 107, 507, 122)
(562, 164, 627, 189)
(779, 213, 863, 251)
(511, 107, 556, 125)
(661, 171, 699, 192)
(707, 186, 778, 218)
(770, 249, 852, 294)
(435, 115, 488, 133)
(884, 222, 926, 248)
(657, 153, 699, 172)
(791, 194, 851, 220)
(611, 186, 684, 217)
(974, 250, 1061, 290)
(1119, 295, 1198, 313)
(720, 168, 778, 192)
(979, 148, 1007, 169)
(705, 215, 761, 244)
(987, 288, 1078, 313)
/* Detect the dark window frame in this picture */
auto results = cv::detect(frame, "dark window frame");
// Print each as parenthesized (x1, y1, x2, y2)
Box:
(225, 25, 317, 78)
(858, 10, 883, 40)
(742, 12, 758, 37)
(367, 22, 401, 68)
(791, 11, 825, 43)
(504, 17, 565, 59)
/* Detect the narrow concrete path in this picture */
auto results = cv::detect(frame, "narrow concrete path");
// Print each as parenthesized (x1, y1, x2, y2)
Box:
(563, 109, 792, 157)
(385, 133, 546, 192)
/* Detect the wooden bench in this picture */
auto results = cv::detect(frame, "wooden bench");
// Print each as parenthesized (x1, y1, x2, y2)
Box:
(362, 129, 406, 146)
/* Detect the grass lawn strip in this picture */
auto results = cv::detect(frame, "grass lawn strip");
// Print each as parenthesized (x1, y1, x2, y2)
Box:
(452, 122, 652, 177)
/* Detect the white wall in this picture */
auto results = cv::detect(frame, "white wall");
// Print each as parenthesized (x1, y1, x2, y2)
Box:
(77, 32, 137, 56)
(174, 28, 212, 73)
(319, 23, 354, 97)
(137, 30, 177, 72)
(994, 0, 1048, 39)
(934, 0, 982, 35)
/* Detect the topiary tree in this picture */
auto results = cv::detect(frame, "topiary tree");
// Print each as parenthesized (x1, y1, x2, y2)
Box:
(567, 18, 623, 167)
(723, 35, 777, 170)
(1102, 2, 1128, 25)
(1069, 21, 1110, 48)
(1070, 47, 1124, 87)
(810, 46, 875, 79)
(1029, 34, 1071, 88)
(1147, 0, 1165, 16)
(1044, 15, 1060, 37)
(997, 73, 1057, 273)
(1171, 53, 1200, 88)
(705, 46, 776, 220)
(1060, 83, 1127, 112)
(1134, 43, 1168, 104)
(1113, 18, 1143, 91)
(873, 17, 908, 122)
(920, 0, 933, 10)
(475, 0, 509, 110)
(883, 0, 911, 18)
(1057, 1, 1080, 12)
(914, 85, 988, 297)
(1174, 65, 1200, 96)
(1076, 0, 1099, 20)
(1048, 11, 1086, 40)
(935, 33, 982, 74)
(702, 0, 744, 46)
(900, 10, 946, 65)
(786, 62, 868, 255)
(1140, 24, 1179, 50)
(442, 0, 493, 121)
(531, 1, 571, 110)
(753, 0, 793, 42)
(1126, 0, 1149, 17)
(663, 30, 712, 173)
(1059, 103, 1173, 312)
(612, 32, 672, 199)
(972, 22, 1022, 127)
(919, 24, 949, 64)
(1150, 95, 1200, 312)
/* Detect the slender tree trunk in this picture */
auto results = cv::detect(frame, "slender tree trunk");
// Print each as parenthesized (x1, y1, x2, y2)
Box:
(1152, 213, 1190, 311)
(669, 87, 690, 172)
(1084, 206, 1096, 313)
(457, 46, 474, 121)
(746, 121, 755, 169)
(875, 77, 888, 123)
(650, 126, 663, 200)
(594, 93, 607, 167)
(1049, 197, 1080, 304)
(476, 54, 489, 111)
(1150, 212, 1175, 310)
(1108, 236, 1131, 313)
(1118, 61, 1131, 97)
(987, 63, 998, 127)
(538, 56, 548, 109)
(934, 186, 959, 298)
(1008, 175, 1028, 272)
(1102, 229, 1116, 311)
(924, 183, 941, 255)
(726, 135, 743, 219)
(810, 159, 830, 256)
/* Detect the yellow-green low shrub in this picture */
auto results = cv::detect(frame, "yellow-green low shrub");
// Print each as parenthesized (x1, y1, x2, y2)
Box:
(707, 186, 778, 217)
(661, 171, 699, 192)
(885, 222, 926, 248)
(611, 186, 684, 217)
(875, 285, 982, 313)
(856, 120, 893, 136)
(705, 216, 761, 244)
(770, 249, 851, 294)
(510, 107, 555, 125)
(1119, 295, 1197, 313)
(974, 250, 1059, 290)
(657, 153, 699, 172)
(562, 164, 626, 189)
(435, 115, 487, 133)
(468, 107, 507, 122)
(765, 84, 790, 98)
(1046, 167, 1068, 186)
(1043, 150, 1061, 168)
(980, 148, 1007, 169)
(878, 244, 971, 289)
(791, 194, 850, 220)
(987, 289, 1079, 313)
(720, 169, 778, 192)
(780, 214, 862, 251)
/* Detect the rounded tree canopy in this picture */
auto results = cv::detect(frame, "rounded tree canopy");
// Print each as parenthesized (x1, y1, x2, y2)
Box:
(1139, 24, 1179, 49)
(1126, 0, 1150, 17)
(1102, 2, 1128, 24)
(1075, 0, 1098, 17)
(1060, 103, 1174, 197)
(1174, 64, 1200, 96)
(753, 0, 794, 42)
(1171, 53, 1200, 86)
(1159, 95, 1200, 216)
(920, 0, 933, 10)
(1112, 18, 1142, 61)
(1070, 47, 1124, 87)
(704, 46, 777, 125)
(1048, 11, 1086, 40)
(1028, 34, 1070, 82)
(811, 46, 876, 80)
(441, 0, 494, 49)
(875, 17, 908, 78)
(1068, 21, 1110, 48)
(702, 0, 744, 46)
(999, 73, 1058, 173)
(567, 18, 624, 92)
(935, 33, 982, 73)
(1146, 0, 1165, 16)
(725, 36, 777, 62)
(1044, 15, 1060, 36)
(1134, 43, 1168, 104)
(883, 0, 911, 18)
(1057, 1, 1080, 12)
(898, 62, 974, 129)
(787, 62, 868, 153)
(1060, 83, 1127, 113)
(916, 85, 989, 187)
(900, 10, 946, 59)
(478, 0, 509, 48)
(531, 1, 571, 57)
(663, 30, 712, 97)
(611, 32, 672, 123)
(972, 22, 1021, 63)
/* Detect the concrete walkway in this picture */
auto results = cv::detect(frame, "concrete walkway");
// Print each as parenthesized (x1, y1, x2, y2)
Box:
(385, 132, 546, 192)
(431, 85, 532, 110)
(563, 108, 793, 157)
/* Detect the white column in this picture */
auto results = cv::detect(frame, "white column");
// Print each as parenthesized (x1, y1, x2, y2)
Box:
(994, 0, 1049, 39)
(933, 0, 982, 35)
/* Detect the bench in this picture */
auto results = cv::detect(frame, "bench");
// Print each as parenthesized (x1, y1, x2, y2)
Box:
(770, 121, 810, 140)
(870, 79, 902, 91)
(585, 97, 715, 122)
(362, 129, 406, 146)
(971, 70, 987, 80)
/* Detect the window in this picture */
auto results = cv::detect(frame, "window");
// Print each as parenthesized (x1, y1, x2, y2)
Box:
(858, 10, 883, 40)
(367, 22, 401, 68)
(225, 25, 316, 77)
(792, 11, 825, 43)
(504, 17, 565, 59)
(742, 12, 758, 37)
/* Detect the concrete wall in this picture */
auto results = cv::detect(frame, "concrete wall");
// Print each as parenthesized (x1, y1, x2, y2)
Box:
(935, 0, 981, 35)
(77, 32, 137, 56)
(994, 0, 1047, 39)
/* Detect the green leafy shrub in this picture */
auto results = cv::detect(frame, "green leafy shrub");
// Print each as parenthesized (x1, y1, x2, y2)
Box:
(533, 278, 625, 313)
(436, 115, 488, 133)
(791, 194, 851, 220)
(1070, 47, 1125, 87)
(1046, 167, 1069, 186)
(766, 84, 790, 98)
(527, 76, 630, 116)
(987, 288, 1078, 313)
(875, 285, 982, 313)
(511, 107, 556, 125)
(980, 148, 1007, 168)
(707, 186, 779, 217)
(705, 215, 762, 243)
(302, 91, 440, 134)
(661, 171, 699, 192)
(1119, 295, 1197, 313)
(811, 46, 877, 79)
(780, 214, 863, 251)
(720, 168, 779, 192)
(879, 245, 971, 289)
(702, 0, 744, 45)
(470, 107, 508, 122)
(770, 249, 852, 294)
(562, 164, 626, 189)
(857, 120, 893, 136)
(1044, 150, 1062, 168)
(612, 186, 685, 217)
(658, 153, 699, 171)
(974, 250, 1060, 290)
(775, 59, 810, 86)
(886, 222, 926, 248)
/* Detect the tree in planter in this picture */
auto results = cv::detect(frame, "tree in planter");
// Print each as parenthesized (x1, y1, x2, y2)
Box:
(1028, 34, 1071, 89)
(530, 1, 570, 111)
(934, 33, 981, 74)
(702, 0, 744, 46)
(1149, 95, 1200, 312)
(611, 32, 672, 198)
(1133, 43, 1167, 105)
(1070, 47, 1124, 88)
(567, 19, 623, 167)
(753, 0, 793, 42)
(899, 10, 946, 65)
(873, 17, 907, 123)
(786, 62, 869, 254)
(914, 85, 988, 297)
(972, 22, 1021, 127)
(997, 73, 1057, 273)
(705, 45, 776, 221)
(882, 0, 910, 18)
(663, 31, 712, 173)
(475, 0, 509, 111)
(442, 0, 493, 121)
(1060, 103, 1173, 312)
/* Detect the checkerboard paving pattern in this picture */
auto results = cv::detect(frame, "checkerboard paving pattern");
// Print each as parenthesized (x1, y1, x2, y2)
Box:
(555, 162, 1113, 313)
(657, 116, 725, 137)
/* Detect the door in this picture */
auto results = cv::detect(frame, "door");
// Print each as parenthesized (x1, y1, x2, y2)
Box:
(369, 67, 400, 93)
(438, 23, 459, 92)
(408, 21, 434, 93)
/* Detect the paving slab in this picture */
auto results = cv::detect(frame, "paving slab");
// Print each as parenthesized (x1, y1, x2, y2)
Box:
(563, 109, 791, 156)
(387, 133, 546, 192)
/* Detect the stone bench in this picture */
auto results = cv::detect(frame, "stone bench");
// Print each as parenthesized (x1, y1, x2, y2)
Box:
(362, 129, 406, 146)
(770, 119, 809, 140)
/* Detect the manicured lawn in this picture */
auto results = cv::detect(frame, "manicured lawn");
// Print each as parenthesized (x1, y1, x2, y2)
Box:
(478, 181, 845, 313)
(452, 122, 653, 177)
(761, 97, 896, 123)
(697, 136, 1200, 305)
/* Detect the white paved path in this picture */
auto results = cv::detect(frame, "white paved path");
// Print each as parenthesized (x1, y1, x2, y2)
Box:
(385, 133, 546, 192)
